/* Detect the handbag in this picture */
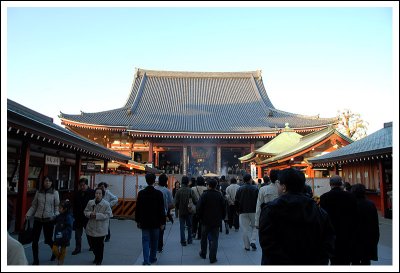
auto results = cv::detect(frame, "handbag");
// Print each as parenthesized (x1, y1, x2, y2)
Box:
(188, 197, 196, 214)
(18, 219, 33, 245)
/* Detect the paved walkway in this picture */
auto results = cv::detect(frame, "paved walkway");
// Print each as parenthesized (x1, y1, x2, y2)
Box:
(16, 214, 393, 269)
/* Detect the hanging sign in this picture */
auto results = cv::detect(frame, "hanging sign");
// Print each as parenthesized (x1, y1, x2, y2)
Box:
(251, 162, 257, 179)
(45, 155, 60, 166)
(86, 162, 96, 170)
(81, 163, 101, 172)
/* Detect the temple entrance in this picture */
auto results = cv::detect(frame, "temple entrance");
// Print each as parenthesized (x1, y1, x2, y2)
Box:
(221, 147, 245, 176)
(153, 144, 251, 177)
(159, 150, 182, 174)
(188, 146, 216, 176)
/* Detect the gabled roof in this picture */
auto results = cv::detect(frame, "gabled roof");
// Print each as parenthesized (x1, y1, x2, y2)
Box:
(254, 126, 303, 155)
(8, 99, 131, 162)
(260, 126, 353, 165)
(239, 124, 302, 162)
(308, 122, 392, 164)
(60, 68, 337, 134)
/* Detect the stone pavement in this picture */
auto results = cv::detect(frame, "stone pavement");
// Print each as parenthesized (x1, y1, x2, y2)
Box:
(15, 214, 393, 269)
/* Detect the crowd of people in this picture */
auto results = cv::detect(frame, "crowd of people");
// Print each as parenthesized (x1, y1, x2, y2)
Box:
(8, 169, 380, 266)
(10, 177, 117, 266)
(136, 170, 380, 266)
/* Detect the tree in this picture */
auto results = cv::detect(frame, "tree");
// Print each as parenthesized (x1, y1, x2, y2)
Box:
(336, 109, 368, 141)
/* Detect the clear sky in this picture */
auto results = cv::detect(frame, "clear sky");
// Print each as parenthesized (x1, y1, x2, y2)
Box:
(3, 2, 398, 136)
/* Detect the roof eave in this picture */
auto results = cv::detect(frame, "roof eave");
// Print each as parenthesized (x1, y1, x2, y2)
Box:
(8, 111, 131, 162)
(309, 147, 393, 164)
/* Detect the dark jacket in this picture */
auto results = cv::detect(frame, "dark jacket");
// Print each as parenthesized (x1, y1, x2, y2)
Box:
(219, 181, 229, 195)
(320, 187, 357, 262)
(53, 212, 74, 246)
(353, 197, 380, 261)
(196, 189, 226, 228)
(135, 186, 166, 229)
(73, 188, 95, 228)
(259, 193, 335, 265)
(174, 185, 198, 217)
(235, 183, 258, 213)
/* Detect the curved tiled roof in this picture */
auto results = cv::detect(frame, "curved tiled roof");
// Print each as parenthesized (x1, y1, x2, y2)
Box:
(60, 69, 337, 134)
(261, 126, 353, 165)
(239, 126, 302, 162)
(309, 122, 392, 163)
(8, 99, 131, 162)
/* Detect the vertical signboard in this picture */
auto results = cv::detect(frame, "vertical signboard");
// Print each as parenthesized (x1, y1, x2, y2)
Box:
(250, 162, 257, 179)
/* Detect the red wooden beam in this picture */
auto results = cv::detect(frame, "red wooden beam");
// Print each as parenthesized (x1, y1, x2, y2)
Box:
(16, 141, 30, 232)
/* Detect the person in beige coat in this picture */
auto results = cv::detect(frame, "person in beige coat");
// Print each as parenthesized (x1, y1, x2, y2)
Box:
(84, 187, 112, 265)
(255, 170, 280, 228)
(26, 176, 60, 265)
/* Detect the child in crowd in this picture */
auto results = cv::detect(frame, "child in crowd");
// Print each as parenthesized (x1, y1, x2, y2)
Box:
(52, 199, 74, 265)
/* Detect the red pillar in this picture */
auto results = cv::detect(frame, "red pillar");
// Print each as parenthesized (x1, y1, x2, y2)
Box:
(257, 166, 262, 179)
(104, 160, 108, 173)
(378, 160, 387, 216)
(16, 141, 30, 232)
(155, 151, 159, 168)
(74, 154, 82, 190)
(148, 142, 153, 164)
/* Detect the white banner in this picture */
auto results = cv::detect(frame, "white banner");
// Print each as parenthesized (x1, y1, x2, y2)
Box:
(250, 163, 257, 179)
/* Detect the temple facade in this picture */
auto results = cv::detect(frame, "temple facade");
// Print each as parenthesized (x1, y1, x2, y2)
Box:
(60, 68, 337, 177)
(309, 122, 393, 218)
(239, 124, 353, 178)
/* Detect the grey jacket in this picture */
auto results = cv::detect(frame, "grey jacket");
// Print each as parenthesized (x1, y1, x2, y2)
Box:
(84, 199, 113, 237)
(174, 185, 198, 216)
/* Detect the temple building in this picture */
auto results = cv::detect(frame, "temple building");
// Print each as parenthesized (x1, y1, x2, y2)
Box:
(239, 124, 353, 178)
(309, 122, 393, 218)
(7, 99, 132, 231)
(60, 68, 338, 177)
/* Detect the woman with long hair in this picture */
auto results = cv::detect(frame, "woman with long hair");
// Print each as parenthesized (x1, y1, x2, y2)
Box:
(26, 176, 60, 265)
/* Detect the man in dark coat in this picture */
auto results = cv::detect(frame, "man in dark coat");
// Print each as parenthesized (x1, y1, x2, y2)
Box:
(135, 173, 165, 265)
(320, 175, 357, 265)
(196, 178, 226, 264)
(351, 183, 380, 265)
(259, 168, 335, 265)
(72, 178, 95, 255)
(235, 173, 259, 251)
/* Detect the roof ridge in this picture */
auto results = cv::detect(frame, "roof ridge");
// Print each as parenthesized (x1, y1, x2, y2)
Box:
(60, 106, 129, 118)
(250, 75, 275, 118)
(8, 99, 54, 124)
(136, 68, 262, 79)
(130, 72, 147, 114)
(270, 107, 337, 121)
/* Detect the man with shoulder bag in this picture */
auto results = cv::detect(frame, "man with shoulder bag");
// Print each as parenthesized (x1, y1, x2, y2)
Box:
(174, 176, 198, 246)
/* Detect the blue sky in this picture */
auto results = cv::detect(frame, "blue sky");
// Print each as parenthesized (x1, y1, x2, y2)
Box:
(3, 3, 398, 135)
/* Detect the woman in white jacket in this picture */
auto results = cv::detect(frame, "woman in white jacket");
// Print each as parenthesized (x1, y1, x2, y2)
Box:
(26, 176, 59, 265)
(84, 187, 113, 265)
